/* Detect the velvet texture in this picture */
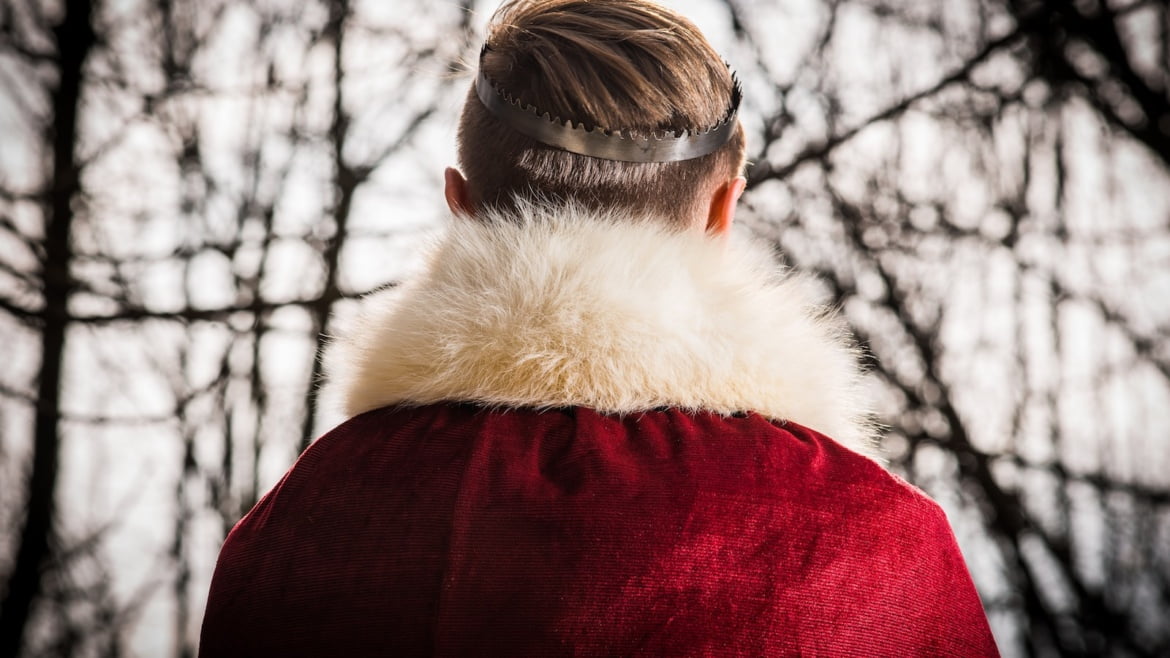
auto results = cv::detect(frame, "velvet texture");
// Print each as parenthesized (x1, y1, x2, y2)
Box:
(200, 404, 999, 656)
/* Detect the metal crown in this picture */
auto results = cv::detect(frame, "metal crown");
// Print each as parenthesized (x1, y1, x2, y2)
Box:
(474, 47, 742, 163)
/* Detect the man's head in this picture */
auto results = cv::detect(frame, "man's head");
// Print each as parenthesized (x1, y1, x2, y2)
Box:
(449, 0, 747, 233)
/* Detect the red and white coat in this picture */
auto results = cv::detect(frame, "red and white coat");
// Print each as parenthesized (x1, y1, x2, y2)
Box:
(200, 203, 999, 656)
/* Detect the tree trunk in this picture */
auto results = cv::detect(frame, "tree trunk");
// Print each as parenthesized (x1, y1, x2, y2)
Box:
(0, 0, 96, 654)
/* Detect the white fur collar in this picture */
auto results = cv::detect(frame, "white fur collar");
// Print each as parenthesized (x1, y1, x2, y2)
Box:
(320, 203, 876, 455)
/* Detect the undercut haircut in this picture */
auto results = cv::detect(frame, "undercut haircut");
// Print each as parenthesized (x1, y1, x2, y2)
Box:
(457, 0, 747, 225)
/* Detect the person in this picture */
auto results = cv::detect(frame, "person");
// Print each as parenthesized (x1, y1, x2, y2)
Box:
(199, 1, 1000, 655)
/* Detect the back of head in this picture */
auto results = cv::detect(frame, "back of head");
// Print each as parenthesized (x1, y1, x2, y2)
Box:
(458, 0, 746, 225)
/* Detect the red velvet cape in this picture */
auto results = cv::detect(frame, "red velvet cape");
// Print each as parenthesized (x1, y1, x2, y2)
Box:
(200, 404, 999, 656)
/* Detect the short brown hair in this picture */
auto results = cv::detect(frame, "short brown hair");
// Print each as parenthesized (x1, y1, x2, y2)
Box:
(458, 0, 746, 224)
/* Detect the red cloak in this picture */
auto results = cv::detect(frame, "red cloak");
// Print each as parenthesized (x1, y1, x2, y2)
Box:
(201, 208, 998, 655)
(200, 404, 998, 656)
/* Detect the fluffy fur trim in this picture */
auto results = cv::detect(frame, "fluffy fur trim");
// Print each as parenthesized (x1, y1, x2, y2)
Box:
(320, 203, 877, 455)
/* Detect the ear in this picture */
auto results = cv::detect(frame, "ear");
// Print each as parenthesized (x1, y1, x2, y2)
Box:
(444, 167, 474, 217)
(705, 176, 747, 236)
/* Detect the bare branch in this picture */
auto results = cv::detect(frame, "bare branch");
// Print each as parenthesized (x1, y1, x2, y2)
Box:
(748, 20, 1033, 187)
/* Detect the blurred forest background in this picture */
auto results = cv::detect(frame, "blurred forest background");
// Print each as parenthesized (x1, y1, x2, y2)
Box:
(1, 0, 1168, 655)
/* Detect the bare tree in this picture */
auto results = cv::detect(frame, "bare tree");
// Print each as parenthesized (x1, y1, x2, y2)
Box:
(1, 0, 471, 653)
(0, 0, 98, 654)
